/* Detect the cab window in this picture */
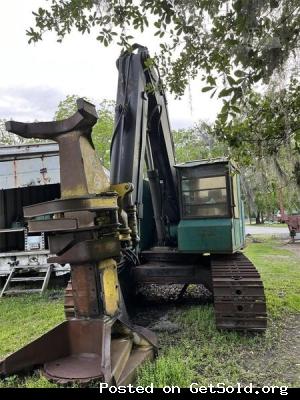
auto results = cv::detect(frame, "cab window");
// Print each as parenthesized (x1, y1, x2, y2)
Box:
(181, 175, 229, 218)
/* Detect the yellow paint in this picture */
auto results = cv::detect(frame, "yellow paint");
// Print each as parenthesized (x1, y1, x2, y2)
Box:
(99, 259, 120, 316)
(62, 184, 87, 198)
(80, 135, 110, 194)
(85, 197, 118, 209)
(110, 183, 133, 198)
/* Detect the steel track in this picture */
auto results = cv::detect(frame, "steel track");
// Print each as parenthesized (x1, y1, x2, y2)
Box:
(211, 252, 267, 332)
(65, 252, 267, 332)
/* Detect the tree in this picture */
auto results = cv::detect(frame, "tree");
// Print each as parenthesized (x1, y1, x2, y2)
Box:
(240, 151, 300, 223)
(172, 121, 228, 163)
(54, 95, 79, 121)
(28, 1, 300, 122)
(0, 119, 31, 145)
(213, 80, 300, 185)
(92, 99, 115, 167)
(54, 95, 114, 167)
(172, 121, 300, 222)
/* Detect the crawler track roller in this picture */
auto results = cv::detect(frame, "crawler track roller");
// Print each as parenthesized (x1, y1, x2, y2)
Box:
(211, 253, 267, 332)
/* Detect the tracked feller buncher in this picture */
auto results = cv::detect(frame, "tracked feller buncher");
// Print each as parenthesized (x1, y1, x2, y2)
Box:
(0, 45, 266, 385)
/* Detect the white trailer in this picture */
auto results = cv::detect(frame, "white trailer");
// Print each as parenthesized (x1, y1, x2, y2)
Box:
(0, 143, 70, 294)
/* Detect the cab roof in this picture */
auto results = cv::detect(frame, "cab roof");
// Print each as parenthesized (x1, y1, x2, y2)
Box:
(175, 157, 230, 168)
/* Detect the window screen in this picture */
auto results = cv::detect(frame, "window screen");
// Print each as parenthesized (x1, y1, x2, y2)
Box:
(181, 175, 229, 218)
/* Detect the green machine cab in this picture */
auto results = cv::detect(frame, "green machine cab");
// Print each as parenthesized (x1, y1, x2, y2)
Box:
(176, 158, 245, 254)
(0, 46, 266, 386)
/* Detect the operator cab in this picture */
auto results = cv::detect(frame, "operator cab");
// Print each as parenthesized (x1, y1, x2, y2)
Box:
(175, 158, 245, 253)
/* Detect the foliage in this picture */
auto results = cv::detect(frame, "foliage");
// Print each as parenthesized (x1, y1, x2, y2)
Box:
(173, 121, 228, 163)
(0, 119, 29, 145)
(241, 154, 300, 222)
(212, 78, 300, 218)
(54, 95, 114, 167)
(92, 99, 115, 167)
(172, 120, 300, 220)
(26, 0, 300, 165)
(28, 1, 300, 117)
(54, 95, 79, 121)
(214, 78, 300, 160)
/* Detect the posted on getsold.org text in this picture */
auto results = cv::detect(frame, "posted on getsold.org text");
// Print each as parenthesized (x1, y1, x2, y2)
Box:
(99, 382, 289, 395)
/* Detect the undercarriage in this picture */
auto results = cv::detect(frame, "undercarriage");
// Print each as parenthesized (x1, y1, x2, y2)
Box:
(66, 249, 267, 333)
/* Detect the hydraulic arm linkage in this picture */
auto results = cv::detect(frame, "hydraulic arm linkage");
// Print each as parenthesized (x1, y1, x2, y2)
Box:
(110, 44, 179, 246)
(110, 45, 267, 333)
(0, 99, 156, 385)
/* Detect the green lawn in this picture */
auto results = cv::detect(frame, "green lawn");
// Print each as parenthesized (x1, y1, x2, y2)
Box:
(246, 223, 288, 228)
(0, 238, 299, 388)
(137, 239, 300, 388)
(0, 292, 64, 388)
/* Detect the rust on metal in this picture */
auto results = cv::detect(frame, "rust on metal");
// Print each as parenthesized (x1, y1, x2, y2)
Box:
(48, 237, 121, 265)
(28, 219, 78, 233)
(134, 248, 212, 289)
(211, 253, 267, 331)
(0, 98, 156, 385)
(70, 265, 102, 318)
(23, 196, 118, 218)
(64, 280, 75, 319)
(0, 318, 155, 384)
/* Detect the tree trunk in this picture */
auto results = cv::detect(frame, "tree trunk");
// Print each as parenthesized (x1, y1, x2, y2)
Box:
(256, 211, 261, 224)
(248, 205, 252, 224)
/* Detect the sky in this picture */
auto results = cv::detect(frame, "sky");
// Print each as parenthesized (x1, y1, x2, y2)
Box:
(0, 0, 222, 129)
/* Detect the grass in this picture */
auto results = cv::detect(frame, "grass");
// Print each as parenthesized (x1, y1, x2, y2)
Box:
(246, 239, 300, 316)
(0, 292, 64, 388)
(246, 223, 288, 228)
(0, 291, 64, 359)
(136, 238, 300, 387)
(0, 238, 299, 388)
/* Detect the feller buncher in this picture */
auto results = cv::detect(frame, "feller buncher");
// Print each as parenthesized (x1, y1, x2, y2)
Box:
(0, 45, 266, 385)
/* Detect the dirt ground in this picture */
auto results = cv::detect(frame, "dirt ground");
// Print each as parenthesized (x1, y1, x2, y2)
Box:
(284, 242, 300, 258)
(275, 314, 300, 385)
(132, 282, 300, 387)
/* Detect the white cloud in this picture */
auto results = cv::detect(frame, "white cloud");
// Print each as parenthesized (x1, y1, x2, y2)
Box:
(0, 0, 222, 128)
(0, 86, 64, 121)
